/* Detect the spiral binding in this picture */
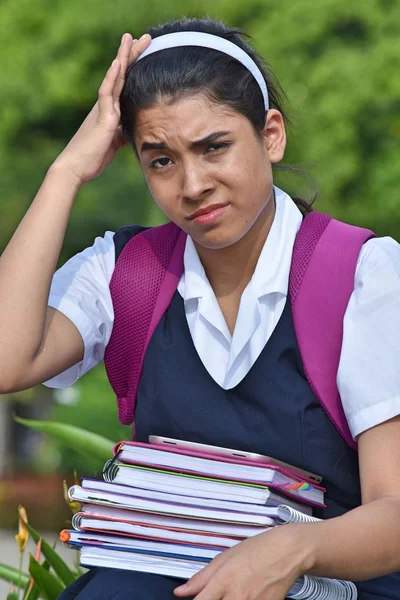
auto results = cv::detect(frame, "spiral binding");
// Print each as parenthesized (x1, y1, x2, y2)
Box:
(102, 445, 123, 482)
(277, 505, 322, 524)
(71, 513, 82, 530)
(103, 459, 120, 483)
(288, 575, 357, 600)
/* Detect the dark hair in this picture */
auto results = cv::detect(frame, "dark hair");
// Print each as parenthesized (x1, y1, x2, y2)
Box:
(120, 17, 313, 214)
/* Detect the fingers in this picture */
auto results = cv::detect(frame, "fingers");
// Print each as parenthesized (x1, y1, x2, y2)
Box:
(97, 32, 151, 123)
(98, 59, 121, 120)
(174, 561, 221, 597)
(128, 33, 152, 66)
(113, 33, 134, 101)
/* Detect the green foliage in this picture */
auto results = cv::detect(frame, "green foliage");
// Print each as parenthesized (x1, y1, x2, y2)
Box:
(23, 521, 76, 586)
(0, 424, 122, 598)
(28, 556, 64, 600)
(15, 415, 115, 467)
(0, 564, 29, 588)
(48, 364, 131, 474)
(0, 0, 398, 263)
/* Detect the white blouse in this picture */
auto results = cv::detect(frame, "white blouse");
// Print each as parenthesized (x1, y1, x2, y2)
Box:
(44, 187, 400, 440)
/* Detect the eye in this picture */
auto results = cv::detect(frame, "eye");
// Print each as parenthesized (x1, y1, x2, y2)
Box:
(205, 142, 230, 154)
(150, 156, 173, 169)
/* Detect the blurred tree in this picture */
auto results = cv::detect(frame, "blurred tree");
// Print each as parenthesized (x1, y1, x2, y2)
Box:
(1, 0, 399, 259)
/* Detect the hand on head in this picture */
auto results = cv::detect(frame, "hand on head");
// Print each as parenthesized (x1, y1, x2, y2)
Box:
(53, 33, 151, 185)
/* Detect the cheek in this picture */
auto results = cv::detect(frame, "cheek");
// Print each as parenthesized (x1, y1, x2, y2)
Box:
(144, 175, 182, 223)
(230, 153, 271, 208)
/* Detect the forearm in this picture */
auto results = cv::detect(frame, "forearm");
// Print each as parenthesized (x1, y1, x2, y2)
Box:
(295, 495, 400, 581)
(0, 164, 81, 385)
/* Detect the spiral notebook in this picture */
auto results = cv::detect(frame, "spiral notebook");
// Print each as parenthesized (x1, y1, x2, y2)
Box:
(68, 485, 275, 526)
(78, 504, 271, 538)
(76, 546, 357, 600)
(101, 463, 312, 514)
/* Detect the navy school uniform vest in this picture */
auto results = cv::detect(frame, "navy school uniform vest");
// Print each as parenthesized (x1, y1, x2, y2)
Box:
(113, 226, 400, 599)
(57, 226, 400, 600)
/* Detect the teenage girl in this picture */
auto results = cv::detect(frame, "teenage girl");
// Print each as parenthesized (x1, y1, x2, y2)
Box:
(0, 17, 399, 600)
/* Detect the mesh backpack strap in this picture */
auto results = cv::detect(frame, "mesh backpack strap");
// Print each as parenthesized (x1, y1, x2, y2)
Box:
(289, 212, 375, 449)
(104, 222, 186, 426)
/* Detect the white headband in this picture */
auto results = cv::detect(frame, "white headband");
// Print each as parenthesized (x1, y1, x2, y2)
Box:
(136, 31, 269, 111)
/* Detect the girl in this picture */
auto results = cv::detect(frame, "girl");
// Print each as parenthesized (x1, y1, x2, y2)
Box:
(1, 16, 400, 600)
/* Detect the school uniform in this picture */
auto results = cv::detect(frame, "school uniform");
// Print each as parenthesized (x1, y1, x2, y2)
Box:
(48, 188, 400, 599)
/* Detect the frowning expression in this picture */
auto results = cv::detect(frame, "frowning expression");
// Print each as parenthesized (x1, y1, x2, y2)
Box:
(134, 93, 285, 249)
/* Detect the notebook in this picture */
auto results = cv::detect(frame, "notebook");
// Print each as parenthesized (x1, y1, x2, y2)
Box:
(113, 441, 325, 506)
(68, 485, 275, 526)
(78, 547, 357, 599)
(61, 530, 219, 561)
(101, 463, 312, 514)
(79, 479, 301, 518)
(68, 517, 241, 548)
(78, 504, 270, 538)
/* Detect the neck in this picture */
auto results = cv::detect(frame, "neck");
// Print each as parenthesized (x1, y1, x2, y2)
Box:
(194, 200, 276, 299)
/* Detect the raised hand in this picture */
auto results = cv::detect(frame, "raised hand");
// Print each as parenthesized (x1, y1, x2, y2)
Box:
(53, 33, 151, 185)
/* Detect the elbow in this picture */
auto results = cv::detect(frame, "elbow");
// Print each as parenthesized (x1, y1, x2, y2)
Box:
(0, 377, 19, 395)
(0, 366, 27, 395)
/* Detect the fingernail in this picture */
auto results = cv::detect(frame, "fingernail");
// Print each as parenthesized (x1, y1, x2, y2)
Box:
(175, 584, 187, 591)
(139, 33, 150, 40)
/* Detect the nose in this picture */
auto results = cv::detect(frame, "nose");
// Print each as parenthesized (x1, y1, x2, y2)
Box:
(181, 159, 214, 202)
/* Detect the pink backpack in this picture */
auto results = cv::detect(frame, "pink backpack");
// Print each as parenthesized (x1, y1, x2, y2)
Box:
(104, 212, 374, 450)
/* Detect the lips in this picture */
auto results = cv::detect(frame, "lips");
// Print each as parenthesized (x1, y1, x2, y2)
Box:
(187, 203, 229, 220)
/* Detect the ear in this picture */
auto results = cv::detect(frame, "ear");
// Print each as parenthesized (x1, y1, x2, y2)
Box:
(262, 109, 286, 163)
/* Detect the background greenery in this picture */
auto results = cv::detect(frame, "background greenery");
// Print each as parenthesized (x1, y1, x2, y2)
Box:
(1, 0, 399, 476)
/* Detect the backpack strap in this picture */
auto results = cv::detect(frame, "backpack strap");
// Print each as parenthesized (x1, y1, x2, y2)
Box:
(289, 212, 374, 449)
(104, 222, 186, 426)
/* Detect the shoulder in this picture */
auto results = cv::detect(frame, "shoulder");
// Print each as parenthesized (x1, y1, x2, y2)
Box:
(51, 230, 116, 289)
(356, 236, 400, 278)
(338, 235, 400, 439)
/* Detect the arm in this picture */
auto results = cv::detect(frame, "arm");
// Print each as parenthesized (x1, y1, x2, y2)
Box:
(301, 416, 400, 580)
(0, 34, 151, 393)
(0, 166, 83, 393)
(174, 419, 400, 600)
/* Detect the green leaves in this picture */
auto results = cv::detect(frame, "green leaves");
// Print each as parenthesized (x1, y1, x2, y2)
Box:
(0, 564, 29, 587)
(14, 416, 114, 463)
(28, 556, 64, 600)
(22, 521, 75, 586)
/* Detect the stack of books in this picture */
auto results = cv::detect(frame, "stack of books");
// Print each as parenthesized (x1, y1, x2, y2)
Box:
(61, 439, 357, 600)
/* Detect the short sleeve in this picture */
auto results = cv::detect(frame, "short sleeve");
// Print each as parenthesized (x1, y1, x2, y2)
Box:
(43, 231, 116, 389)
(338, 236, 400, 439)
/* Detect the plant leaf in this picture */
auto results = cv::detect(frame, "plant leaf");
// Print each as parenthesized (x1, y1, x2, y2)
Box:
(28, 556, 64, 600)
(21, 522, 75, 586)
(0, 563, 29, 587)
(14, 416, 114, 462)
(24, 581, 42, 600)
(24, 557, 50, 600)
(6, 592, 19, 600)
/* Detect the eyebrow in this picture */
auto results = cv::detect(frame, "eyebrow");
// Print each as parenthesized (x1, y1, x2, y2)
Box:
(140, 130, 231, 153)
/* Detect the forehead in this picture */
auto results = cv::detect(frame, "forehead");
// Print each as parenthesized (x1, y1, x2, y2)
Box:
(134, 94, 249, 146)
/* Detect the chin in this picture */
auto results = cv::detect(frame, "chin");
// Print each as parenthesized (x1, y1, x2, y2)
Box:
(190, 227, 244, 250)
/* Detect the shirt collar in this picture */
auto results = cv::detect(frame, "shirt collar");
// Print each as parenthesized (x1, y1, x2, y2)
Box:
(252, 186, 302, 298)
(177, 186, 303, 303)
